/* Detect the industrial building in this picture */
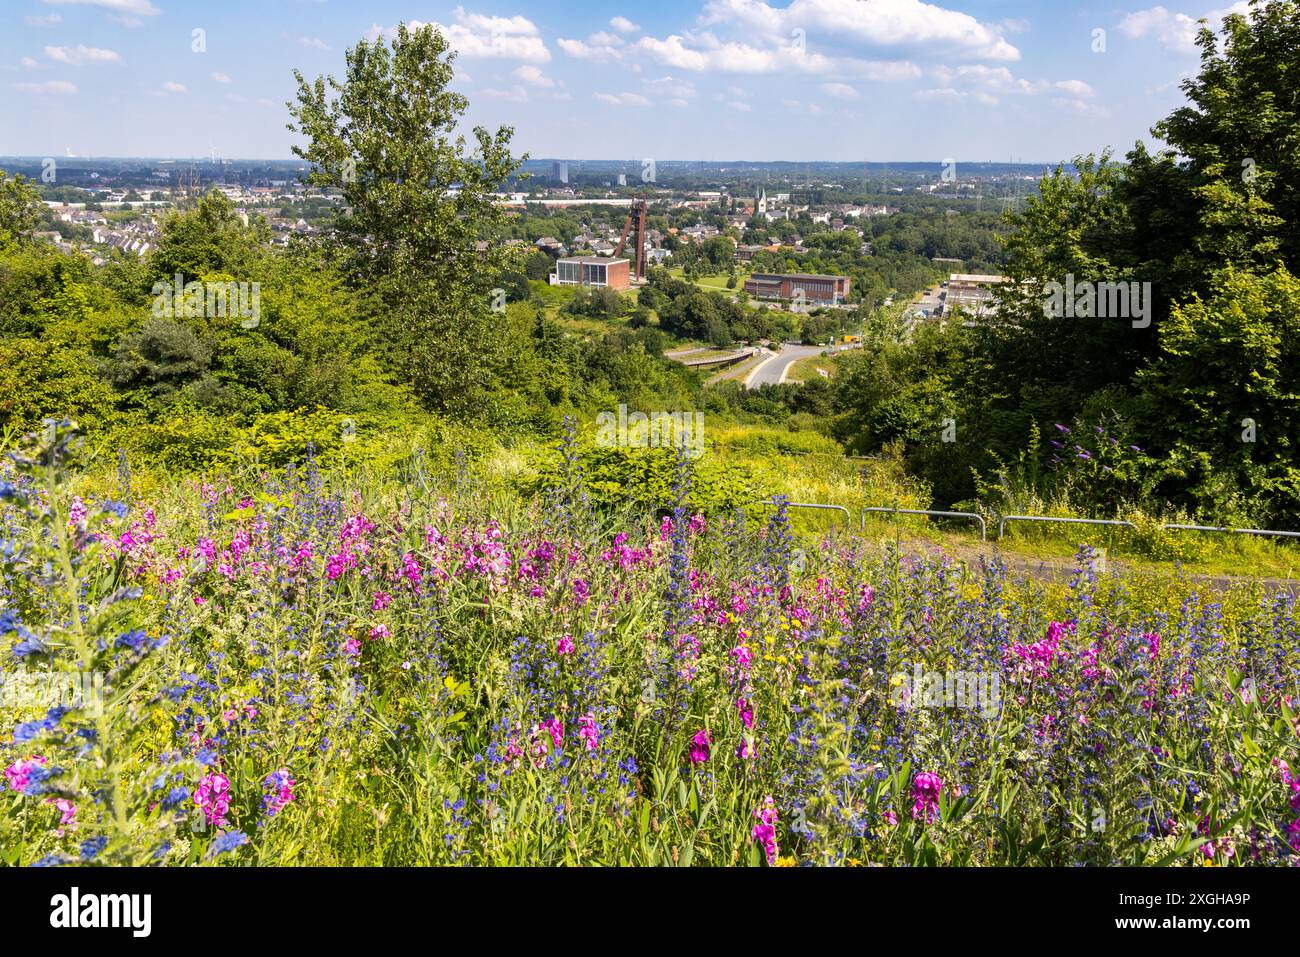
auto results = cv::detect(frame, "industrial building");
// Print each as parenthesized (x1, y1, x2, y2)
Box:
(943, 274, 1010, 317)
(743, 272, 851, 304)
(553, 256, 631, 291)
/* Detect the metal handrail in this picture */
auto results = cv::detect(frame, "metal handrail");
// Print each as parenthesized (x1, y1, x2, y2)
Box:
(998, 515, 1136, 538)
(862, 506, 986, 541)
(748, 499, 852, 524)
(1162, 523, 1300, 540)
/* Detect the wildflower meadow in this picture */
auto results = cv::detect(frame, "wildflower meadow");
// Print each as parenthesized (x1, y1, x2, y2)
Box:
(1, 421, 1296, 868)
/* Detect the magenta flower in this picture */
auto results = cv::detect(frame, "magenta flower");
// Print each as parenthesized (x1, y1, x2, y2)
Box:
(3, 756, 47, 793)
(911, 772, 943, 824)
(195, 772, 232, 829)
(751, 796, 779, 865)
(688, 728, 712, 765)
(556, 634, 575, 656)
(577, 712, 599, 751)
(736, 696, 754, 729)
(262, 768, 295, 818)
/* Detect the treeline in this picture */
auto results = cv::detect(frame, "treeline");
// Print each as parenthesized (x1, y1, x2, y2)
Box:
(0, 24, 701, 469)
(829, 1, 1300, 527)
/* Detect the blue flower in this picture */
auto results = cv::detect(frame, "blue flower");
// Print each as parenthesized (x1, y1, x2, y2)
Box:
(206, 831, 249, 858)
(115, 629, 150, 652)
(79, 837, 108, 861)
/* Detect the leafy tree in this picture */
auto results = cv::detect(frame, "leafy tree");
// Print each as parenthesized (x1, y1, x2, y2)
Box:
(288, 22, 525, 417)
(1138, 266, 1300, 523)
(0, 170, 42, 248)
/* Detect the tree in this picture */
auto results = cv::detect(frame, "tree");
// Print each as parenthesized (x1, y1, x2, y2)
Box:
(1137, 265, 1300, 524)
(0, 170, 42, 248)
(287, 22, 526, 417)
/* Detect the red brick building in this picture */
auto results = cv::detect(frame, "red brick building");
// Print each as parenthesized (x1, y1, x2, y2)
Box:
(743, 272, 850, 304)
(554, 256, 631, 291)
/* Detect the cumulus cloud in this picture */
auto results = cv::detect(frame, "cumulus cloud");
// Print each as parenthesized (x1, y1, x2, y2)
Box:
(821, 81, 859, 100)
(370, 9, 550, 63)
(696, 0, 1020, 61)
(609, 16, 640, 33)
(298, 37, 331, 51)
(1118, 2, 1249, 53)
(558, 32, 626, 62)
(44, 45, 122, 65)
(40, 0, 159, 14)
(513, 64, 554, 87)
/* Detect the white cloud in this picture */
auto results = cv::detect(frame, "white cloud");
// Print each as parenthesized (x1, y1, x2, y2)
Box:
(513, 64, 554, 87)
(610, 16, 640, 33)
(20, 57, 41, 69)
(371, 9, 550, 63)
(482, 84, 529, 102)
(1118, 3, 1249, 53)
(40, 0, 159, 15)
(696, 0, 1020, 61)
(593, 91, 650, 106)
(1054, 79, 1094, 97)
(25, 14, 63, 26)
(211, 71, 232, 83)
(558, 34, 625, 62)
(298, 37, 330, 51)
(1052, 96, 1108, 117)
(821, 81, 859, 100)
(914, 87, 963, 101)
(13, 79, 77, 94)
(44, 45, 122, 65)
(161, 81, 186, 93)
(645, 75, 697, 99)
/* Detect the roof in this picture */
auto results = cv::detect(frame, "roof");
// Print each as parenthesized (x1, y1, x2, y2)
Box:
(557, 256, 629, 265)
(748, 272, 850, 282)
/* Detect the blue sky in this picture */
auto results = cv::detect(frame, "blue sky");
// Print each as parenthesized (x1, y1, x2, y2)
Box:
(0, 0, 1250, 161)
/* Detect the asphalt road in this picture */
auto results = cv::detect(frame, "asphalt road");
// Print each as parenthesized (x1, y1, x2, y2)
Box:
(745, 343, 827, 388)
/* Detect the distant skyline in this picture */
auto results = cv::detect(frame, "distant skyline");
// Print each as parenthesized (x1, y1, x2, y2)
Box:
(1, 0, 1250, 162)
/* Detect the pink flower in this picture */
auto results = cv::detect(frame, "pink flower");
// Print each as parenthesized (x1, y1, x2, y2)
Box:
(751, 796, 779, 865)
(3, 756, 47, 793)
(47, 797, 76, 829)
(737, 736, 756, 761)
(542, 717, 564, 748)
(736, 697, 754, 729)
(368, 623, 389, 640)
(883, 809, 898, 826)
(195, 772, 232, 829)
(262, 768, 295, 817)
(911, 771, 943, 824)
(577, 713, 599, 751)
(688, 728, 713, 765)
(371, 591, 392, 611)
(343, 638, 361, 657)
(556, 634, 575, 656)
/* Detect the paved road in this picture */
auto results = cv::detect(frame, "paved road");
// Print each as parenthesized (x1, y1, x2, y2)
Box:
(745, 343, 827, 388)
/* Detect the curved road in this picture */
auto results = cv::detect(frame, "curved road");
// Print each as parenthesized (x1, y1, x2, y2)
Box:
(744, 343, 827, 388)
